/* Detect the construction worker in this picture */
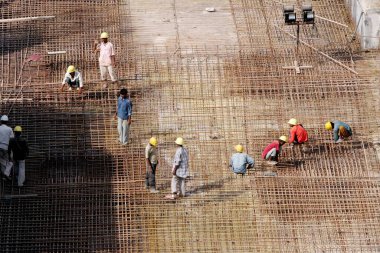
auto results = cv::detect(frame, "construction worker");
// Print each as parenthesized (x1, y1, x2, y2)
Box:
(288, 118, 308, 145)
(165, 137, 189, 200)
(229, 145, 254, 176)
(261, 136, 288, 165)
(114, 88, 132, 145)
(325, 120, 352, 143)
(93, 32, 117, 88)
(0, 115, 14, 180)
(145, 137, 159, 193)
(8, 126, 29, 187)
(61, 65, 83, 94)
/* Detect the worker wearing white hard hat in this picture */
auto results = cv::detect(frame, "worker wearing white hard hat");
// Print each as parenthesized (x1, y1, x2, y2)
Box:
(261, 136, 288, 165)
(61, 65, 84, 94)
(93, 31, 117, 88)
(229, 144, 255, 176)
(287, 118, 308, 145)
(145, 137, 159, 193)
(0, 115, 14, 180)
(166, 137, 189, 200)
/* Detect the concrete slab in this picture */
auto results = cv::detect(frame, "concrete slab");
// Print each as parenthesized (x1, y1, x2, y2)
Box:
(345, 0, 380, 49)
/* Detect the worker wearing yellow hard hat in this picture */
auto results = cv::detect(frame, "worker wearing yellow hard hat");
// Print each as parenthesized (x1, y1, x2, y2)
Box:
(165, 137, 189, 200)
(287, 118, 308, 145)
(8, 125, 29, 187)
(230, 144, 255, 176)
(93, 31, 117, 88)
(145, 137, 159, 193)
(325, 120, 352, 143)
(61, 65, 84, 94)
(262, 136, 288, 165)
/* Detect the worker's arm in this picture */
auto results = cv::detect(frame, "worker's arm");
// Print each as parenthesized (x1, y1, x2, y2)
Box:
(246, 155, 255, 169)
(333, 128, 339, 142)
(93, 40, 100, 52)
(288, 127, 296, 143)
(110, 44, 116, 66)
(146, 158, 152, 172)
(61, 74, 68, 91)
(172, 149, 181, 175)
(127, 102, 132, 125)
(78, 73, 84, 94)
(172, 164, 179, 176)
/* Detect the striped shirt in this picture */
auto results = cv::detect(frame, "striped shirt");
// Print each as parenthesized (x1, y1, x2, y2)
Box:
(173, 147, 189, 178)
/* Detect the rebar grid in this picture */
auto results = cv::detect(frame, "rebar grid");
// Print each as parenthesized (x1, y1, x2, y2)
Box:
(0, 0, 379, 252)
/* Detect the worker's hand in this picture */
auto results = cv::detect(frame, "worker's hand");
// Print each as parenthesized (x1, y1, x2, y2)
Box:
(60, 86, 65, 92)
(113, 114, 117, 120)
(77, 88, 82, 94)
(128, 118, 132, 125)
(172, 167, 177, 176)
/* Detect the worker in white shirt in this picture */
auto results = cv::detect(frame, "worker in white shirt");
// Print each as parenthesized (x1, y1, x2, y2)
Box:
(93, 32, 117, 88)
(0, 115, 14, 180)
(61, 65, 83, 94)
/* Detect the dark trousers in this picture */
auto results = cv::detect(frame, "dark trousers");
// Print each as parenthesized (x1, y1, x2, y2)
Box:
(145, 163, 157, 188)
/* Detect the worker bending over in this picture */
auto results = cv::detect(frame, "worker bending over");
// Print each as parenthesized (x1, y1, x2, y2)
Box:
(0, 115, 14, 180)
(61, 65, 83, 94)
(166, 137, 189, 200)
(325, 120, 352, 143)
(262, 136, 288, 165)
(229, 144, 254, 176)
(8, 126, 29, 187)
(145, 137, 159, 193)
(288, 118, 308, 145)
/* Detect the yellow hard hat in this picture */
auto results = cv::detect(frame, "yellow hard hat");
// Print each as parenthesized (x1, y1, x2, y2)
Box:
(288, 118, 298, 125)
(67, 65, 75, 73)
(149, 137, 158, 147)
(14, 126, 22, 132)
(279, 136, 288, 142)
(100, 32, 109, 39)
(175, 137, 184, 145)
(325, 121, 333, 131)
(235, 144, 243, 153)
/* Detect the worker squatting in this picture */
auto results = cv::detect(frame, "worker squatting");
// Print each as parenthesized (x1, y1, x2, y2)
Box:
(143, 117, 352, 200)
(4, 32, 354, 197)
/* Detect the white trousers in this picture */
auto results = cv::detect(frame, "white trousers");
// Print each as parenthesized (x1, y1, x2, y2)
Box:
(15, 160, 25, 186)
(100, 65, 117, 81)
(0, 149, 13, 177)
(171, 176, 186, 195)
(117, 117, 129, 144)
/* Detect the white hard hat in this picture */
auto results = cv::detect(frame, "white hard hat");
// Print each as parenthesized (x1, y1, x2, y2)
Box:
(1, 115, 9, 121)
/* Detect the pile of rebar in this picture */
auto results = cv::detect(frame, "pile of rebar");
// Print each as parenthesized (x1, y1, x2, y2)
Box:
(0, 0, 379, 252)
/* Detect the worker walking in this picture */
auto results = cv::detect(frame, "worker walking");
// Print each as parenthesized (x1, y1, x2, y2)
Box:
(61, 65, 83, 94)
(262, 136, 288, 165)
(8, 126, 29, 187)
(325, 120, 352, 143)
(166, 137, 189, 200)
(145, 137, 159, 193)
(229, 144, 254, 176)
(288, 118, 308, 145)
(93, 32, 117, 88)
(114, 88, 132, 145)
(0, 115, 14, 180)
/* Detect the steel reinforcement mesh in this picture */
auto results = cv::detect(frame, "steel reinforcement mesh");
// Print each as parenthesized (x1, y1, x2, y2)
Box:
(0, 0, 379, 252)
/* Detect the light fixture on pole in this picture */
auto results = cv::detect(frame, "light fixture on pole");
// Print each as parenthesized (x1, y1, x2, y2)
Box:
(284, 5, 296, 24)
(302, 4, 315, 23)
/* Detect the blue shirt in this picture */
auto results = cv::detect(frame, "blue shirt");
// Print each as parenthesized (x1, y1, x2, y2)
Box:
(332, 120, 352, 142)
(230, 153, 255, 174)
(117, 97, 132, 120)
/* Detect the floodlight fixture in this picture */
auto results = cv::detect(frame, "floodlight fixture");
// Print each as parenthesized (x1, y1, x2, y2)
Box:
(302, 3, 315, 23)
(284, 5, 296, 24)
